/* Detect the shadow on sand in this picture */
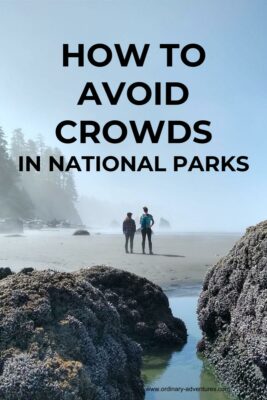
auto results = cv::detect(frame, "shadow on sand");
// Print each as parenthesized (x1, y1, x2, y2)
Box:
(132, 252, 185, 258)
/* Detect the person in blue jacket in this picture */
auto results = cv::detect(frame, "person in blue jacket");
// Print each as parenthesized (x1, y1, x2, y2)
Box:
(123, 212, 136, 253)
(140, 206, 154, 255)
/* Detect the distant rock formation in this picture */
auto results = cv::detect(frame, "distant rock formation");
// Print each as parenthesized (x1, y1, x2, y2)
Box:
(110, 219, 120, 228)
(159, 218, 171, 229)
(80, 266, 187, 349)
(22, 172, 82, 226)
(0, 218, 23, 234)
(0, 270, 144, 400)
(73, 229, 90, 236)
(197, 221, 267, 400)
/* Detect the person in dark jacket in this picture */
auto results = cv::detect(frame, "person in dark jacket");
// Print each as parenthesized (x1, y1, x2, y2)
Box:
(123, 212, 136, 253)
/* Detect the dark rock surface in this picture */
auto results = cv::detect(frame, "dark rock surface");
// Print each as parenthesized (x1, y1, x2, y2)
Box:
(19, 267, 35, 275)
(79, 266, 187, 349)
(0, 270, 144, 400)
(0, 267, 13, 280)
(73, 229, 90, 236)
(197, 221, 267, 400)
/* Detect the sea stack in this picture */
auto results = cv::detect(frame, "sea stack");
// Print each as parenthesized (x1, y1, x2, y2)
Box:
(197, 221, 267, 400)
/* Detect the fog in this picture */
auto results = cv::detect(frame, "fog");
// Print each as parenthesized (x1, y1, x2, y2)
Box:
(1, 1, 267, 232)
(0, 127, 260, 233)
(78, 195, 173, 233)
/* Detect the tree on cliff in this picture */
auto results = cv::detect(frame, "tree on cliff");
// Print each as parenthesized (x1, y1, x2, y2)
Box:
(9, 128, 80, 224)
(10, 128, 26, 161)
(0, 127, 33, 219)
(63, 172, 78, 202)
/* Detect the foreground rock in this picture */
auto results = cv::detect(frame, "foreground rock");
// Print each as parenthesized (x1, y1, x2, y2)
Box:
(0, 267, 13, 280)
(79, 266, 187, 349)
(0, 270, 143, 400)
(197, 221, 267, 400)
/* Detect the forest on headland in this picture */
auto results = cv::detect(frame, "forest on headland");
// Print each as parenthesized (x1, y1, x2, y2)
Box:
(0, 126, 81, 225)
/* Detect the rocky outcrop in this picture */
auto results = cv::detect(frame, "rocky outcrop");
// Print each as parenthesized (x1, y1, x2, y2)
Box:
(0, 270, 143, 400)
(79, 266, 187, 349)
(197, 221, 267, 400)
(73, 229, 90, 236)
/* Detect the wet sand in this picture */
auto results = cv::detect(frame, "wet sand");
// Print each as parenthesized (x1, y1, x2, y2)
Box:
(0, 230, 241, 291)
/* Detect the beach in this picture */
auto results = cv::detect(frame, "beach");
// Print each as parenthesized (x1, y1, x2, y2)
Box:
(0, 229, 245, 400)
(0, 230, 241, 292)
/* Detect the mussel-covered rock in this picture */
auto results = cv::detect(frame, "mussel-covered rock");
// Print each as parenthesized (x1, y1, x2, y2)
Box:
(198, 220, 267, 400)
(79, 266, 187, 349)
(0, 270, 144, 400)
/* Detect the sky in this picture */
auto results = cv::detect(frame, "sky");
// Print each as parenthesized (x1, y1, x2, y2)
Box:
(0, 0, 267, 231)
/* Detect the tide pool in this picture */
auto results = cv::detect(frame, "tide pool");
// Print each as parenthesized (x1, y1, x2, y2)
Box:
(142, 297, 234, 400)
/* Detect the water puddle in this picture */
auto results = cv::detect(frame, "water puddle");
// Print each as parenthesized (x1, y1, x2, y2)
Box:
(142, 297, 233, 400)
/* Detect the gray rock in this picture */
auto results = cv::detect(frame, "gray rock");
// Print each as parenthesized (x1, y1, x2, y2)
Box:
(0, 267, 13, 280)
(0, 270, 144, 400)
(197, 220, 267, 400)
(19, 267, 34, 275)
(79, 266, 187, 350)
(73, 230, 90, 236)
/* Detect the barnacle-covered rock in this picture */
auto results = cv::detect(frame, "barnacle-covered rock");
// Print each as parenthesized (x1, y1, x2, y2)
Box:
(0, 270, 144, 400)
(197, 220, 267, 400)
(78, 266, 187, 349)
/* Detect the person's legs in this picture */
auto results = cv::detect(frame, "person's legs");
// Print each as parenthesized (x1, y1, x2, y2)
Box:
(147, 228, 153, 254)
(130, 233, 134, 253)
(125, 234, 130, 253)
(141, 229, 146, 253)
